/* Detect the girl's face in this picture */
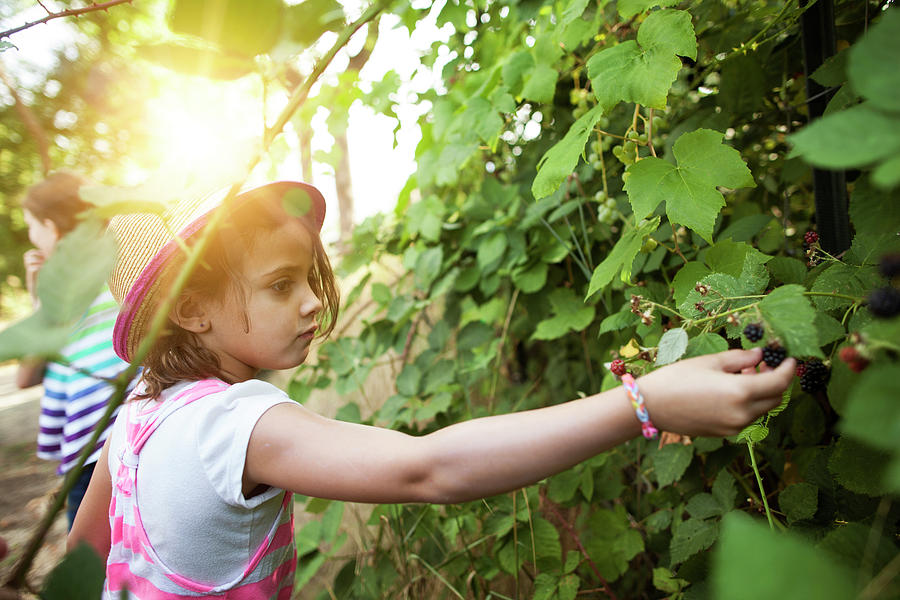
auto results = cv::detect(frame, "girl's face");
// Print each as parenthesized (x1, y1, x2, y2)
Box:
(23, 209, 59, 257)
(199, 219, 324, 382)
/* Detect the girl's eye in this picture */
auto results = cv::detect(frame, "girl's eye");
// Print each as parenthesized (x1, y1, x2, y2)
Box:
(271, 279, 293, 293)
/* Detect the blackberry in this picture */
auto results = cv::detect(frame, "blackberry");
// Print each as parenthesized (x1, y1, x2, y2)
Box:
(804, 231, 819, 246)
(762, 344, 787, 368)
(800, 360, 829, 393)
(795, 361, 808, 378)
(867, 287, 900, 318)
(610, 359, 627, 377)
(879, 253, 900, 278)
(743, 323, 764, 343)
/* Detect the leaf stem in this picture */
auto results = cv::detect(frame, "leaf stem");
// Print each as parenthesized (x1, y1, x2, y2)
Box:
(747, 442, 775, 531)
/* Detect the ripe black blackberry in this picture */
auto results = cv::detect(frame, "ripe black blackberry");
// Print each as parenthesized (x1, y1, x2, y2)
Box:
(867, 287, 900, 318)
(879, 253, 900, 278)
(762, 344, 787, 368)
(743, 323, 764, 342)
(800, 360, 829, 393)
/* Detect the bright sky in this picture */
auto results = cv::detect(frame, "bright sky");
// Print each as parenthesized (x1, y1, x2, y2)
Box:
(0, 0, 454, 239)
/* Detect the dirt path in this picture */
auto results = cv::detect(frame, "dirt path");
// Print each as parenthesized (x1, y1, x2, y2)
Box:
(0, 364, 67, 597)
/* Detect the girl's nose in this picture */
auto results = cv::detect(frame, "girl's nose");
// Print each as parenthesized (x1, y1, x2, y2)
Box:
(300, 282, 324, 318)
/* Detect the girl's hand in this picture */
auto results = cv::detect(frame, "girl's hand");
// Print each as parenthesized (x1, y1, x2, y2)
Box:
(638, 348, 795, 437)
(23, 249, 45, 305)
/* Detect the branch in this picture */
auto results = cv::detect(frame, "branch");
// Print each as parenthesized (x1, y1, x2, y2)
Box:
(0, 61, 50, 174)
(0, 0, 133, 39)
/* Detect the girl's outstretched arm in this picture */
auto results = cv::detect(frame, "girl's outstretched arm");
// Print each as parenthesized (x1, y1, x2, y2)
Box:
(68, 439, 112, 561)
(245, 348, 794, 505)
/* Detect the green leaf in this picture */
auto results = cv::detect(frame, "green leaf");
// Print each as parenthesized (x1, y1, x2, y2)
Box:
(587, 10, 695, 109)
(42, 543, 105, 600)
(828, 436, 889, 496)
(656, 327, 688, 365)
(586, 217, 660, 297)
(599, 310, 638, 335)
(414, 246, 443, 290)
(533, 288, 596, 340)
(840, 364, 900, 452)
(653, 567, 688, 594)
(686, 493, 724, 519)
(757, 284, 823, 358)
(810, 264, 875, 311)
(476, 230, 508, 274)
(512, 261, 549, 293)
(532, 104, 608, 200)
(560, 0, 591, 25)
(705, 240, 771, 278)
(672, 261, 711, 306)
(684, 332, 728, 358)
(737, 421, 769, 444)
(711, 469, 737, 510)
(767, 256, 807, 285)
(521, 63, 558, 104)
(713, 512, 856, 600)
(169, 0, 284, 57)
(461, 97, 504, 144)
(139, 42, 256, 79)
(669, 517, 717, 565)
(847, 8, 900, 112)
(653, 443, 693, 487)
(285, 0, 344, 47)
(457, 320, 495, 351)
(624, 129, 755, 242)
(0, 313, 73, 362)
(396, 364, 421, 396)
(778, 482, 818, 523)
(583, 507, 645, 581)
(0, 41, 14, 52)
(849, 176, 900, 235)
(814, 312, 845, 346)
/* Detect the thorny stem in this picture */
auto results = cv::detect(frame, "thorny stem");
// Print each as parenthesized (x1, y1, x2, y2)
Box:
(1, 0, 134, 39)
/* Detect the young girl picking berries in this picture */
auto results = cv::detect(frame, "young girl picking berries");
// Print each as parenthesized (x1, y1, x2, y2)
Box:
(68, 181, 795, 599)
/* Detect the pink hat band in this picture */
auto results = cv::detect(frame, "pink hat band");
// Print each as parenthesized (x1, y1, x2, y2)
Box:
(109, 181, 326, 363)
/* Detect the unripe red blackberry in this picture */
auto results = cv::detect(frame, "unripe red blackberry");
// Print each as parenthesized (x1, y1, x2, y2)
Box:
(867, 287, 900, 318)
(743, 323, 764, 343)
(804, 231, 819, 246)
(610, 359, 627, 376)
(762, 343, 787, 368)
(795, 361, 808, 378)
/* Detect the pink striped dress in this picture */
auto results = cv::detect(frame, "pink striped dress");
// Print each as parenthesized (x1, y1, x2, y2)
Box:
(104, 379, 297, 599)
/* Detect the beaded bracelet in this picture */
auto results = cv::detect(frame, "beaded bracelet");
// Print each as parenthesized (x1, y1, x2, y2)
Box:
(620, 373, 659, 439)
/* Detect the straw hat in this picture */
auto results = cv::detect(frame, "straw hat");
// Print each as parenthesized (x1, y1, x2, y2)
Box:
(109, 181, 326, 363)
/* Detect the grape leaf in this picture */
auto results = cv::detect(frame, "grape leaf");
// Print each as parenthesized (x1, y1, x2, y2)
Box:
(757, 284, 823, 358)
(532, 104, 608, 200)
(587, 10, 696, 109)
(533, 288, 596, 340)
(624, 129, 755, 242)
(586, 217, 660, 298)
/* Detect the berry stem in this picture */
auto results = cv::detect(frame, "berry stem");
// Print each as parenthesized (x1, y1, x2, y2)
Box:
(747, 442, 775, 531)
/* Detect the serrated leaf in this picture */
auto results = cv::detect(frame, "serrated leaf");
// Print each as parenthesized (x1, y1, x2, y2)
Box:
(778, 482, 818, 523)
(828, 436, 889, 496)
(532, 104, 608, 200)
(767, 256, 807, 285)
(811, 263, 879, 311)
(656, 327, 688, 365)
(850, 175, 900, 235)
(618, 0, 679, 19)
(653, 567, 688, 594)
(684, 332, 729, 358)
(669, 517, 717, 565)
(653, 443, 693, 487)
(737, 421, 768, 444)
(587, 10, 695, 109)
(586, 217, 660, 297)
(711, 469, 737, 510)
(757, 284, 823, 358)
(583, 508, 645, 580)
(521, 63, 558, 104)
(713, 512, 856, 600)
(814, 312, 845, 346)
(686, 493, 724, 519)
(599, 310, 638, 335)
(624, 129, 754, 242)
(672, 261, 711, 306)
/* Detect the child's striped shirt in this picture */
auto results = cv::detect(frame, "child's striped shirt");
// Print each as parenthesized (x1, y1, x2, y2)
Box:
(37, 288, 134, 474)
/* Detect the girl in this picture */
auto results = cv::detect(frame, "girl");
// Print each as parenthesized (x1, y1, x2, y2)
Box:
(17, 172, 135, 528)
(69, 181, 795, 599)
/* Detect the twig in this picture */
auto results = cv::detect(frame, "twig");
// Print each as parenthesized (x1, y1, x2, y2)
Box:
(1, 0, 133, 39)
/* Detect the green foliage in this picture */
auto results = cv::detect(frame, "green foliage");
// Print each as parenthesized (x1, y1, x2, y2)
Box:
(41, 543, 105, 600)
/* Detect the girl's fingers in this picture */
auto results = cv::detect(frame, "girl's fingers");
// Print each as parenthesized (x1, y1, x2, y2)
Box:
(716, 347, 763, 373)
(745, 357, 796, 398)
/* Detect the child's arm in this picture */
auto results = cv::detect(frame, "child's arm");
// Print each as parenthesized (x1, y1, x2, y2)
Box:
(68, 439, 112, 561)
(245, 348, 794, 505)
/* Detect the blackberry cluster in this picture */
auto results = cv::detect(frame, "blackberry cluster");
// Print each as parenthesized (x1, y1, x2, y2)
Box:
(762, 344, 787, 368)
(800, 360, 830, 393)
(743, 323, 764, 342)
(803, 231, 819, 246)
(867, 287, 900, 318)
(610, 359, 627, 377)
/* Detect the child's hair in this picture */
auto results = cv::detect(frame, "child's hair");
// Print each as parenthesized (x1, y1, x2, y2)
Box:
(22, 171, 89, 235)
(108, 181, 337, 396)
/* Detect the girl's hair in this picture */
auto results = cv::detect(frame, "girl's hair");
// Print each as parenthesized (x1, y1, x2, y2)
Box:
(136, 197, 339, 399)
(22, 171, 90, 236)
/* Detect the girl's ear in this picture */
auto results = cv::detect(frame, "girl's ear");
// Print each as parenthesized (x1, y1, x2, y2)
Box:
(170, 293, 211, 333)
